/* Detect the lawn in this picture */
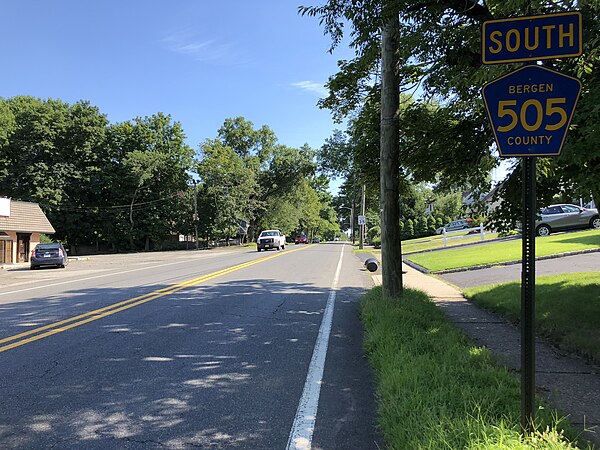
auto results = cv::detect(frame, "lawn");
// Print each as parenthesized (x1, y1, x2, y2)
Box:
(464, 272, 600, 363)
(406, 229, 600, 272)
(360, 231, 500, 255)
(361, 287, 589, 449)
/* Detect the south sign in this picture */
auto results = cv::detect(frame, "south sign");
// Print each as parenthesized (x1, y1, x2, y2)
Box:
(482, 11, 582, 64)
(482, 65, 581, 157)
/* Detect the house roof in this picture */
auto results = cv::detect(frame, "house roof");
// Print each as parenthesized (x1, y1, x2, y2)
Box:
(0, 200, 55, 234)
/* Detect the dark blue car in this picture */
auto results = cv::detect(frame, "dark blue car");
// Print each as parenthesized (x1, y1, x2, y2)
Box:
(30, 243, 69, 269)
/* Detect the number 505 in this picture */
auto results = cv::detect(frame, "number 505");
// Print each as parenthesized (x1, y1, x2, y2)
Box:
(497, 98, 567, 132)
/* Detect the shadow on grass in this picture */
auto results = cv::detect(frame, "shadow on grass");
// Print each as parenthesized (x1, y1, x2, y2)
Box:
(465, 275, 600, 364)
(548, 231, 600, 247)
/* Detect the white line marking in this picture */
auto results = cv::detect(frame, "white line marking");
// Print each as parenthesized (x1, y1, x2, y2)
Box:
(286, 244, 345, 450)
(0, 251, 238, 297)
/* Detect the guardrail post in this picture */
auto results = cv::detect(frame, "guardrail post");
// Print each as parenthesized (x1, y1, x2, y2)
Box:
(480, 223, 485, 241)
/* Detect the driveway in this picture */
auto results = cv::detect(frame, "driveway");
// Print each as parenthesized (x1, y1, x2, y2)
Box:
(440, 251, 600, 289)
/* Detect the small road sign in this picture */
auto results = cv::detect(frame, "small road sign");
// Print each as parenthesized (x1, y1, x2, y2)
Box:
(482, 11, 582, 64)
(482, 65, 581, 157)
(357, 215, 366, 226)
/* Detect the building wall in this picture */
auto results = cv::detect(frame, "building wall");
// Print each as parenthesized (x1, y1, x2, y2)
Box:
(0, 232, 42, 264)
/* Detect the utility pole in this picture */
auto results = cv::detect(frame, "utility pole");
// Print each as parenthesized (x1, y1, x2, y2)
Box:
(351, 179, 356, 245)
(380, 10, 403, 298)
(359, 184, 366, 249)
(193, 180, 199, 250)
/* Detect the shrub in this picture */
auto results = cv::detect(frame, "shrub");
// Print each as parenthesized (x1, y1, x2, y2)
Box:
(405, 219, 415, 239)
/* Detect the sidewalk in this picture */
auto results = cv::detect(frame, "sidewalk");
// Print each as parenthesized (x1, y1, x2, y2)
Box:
(372, 264, 600, 447)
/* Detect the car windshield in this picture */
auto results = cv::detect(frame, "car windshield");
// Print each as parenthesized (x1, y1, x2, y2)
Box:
(36, 244, 60, 250)
(260, 231, 278, 237)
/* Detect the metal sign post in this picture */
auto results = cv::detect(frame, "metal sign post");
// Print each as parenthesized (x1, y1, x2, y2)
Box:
(481, 10, 582, 434)
(521, 157, 536, 432)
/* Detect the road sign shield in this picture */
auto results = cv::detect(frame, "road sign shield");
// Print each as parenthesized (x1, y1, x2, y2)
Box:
(482, 65, 581, 157)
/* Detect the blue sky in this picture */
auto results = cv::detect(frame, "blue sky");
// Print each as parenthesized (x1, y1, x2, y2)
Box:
(0, 1, 353, 160)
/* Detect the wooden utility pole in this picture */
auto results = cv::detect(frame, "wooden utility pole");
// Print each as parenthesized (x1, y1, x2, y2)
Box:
(359, 184, 366, 249)
(380, 12, 403, 298)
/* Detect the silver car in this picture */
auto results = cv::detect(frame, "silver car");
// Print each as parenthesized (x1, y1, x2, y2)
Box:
(536, 204, 600, 236)
(435, 218, 472, 234)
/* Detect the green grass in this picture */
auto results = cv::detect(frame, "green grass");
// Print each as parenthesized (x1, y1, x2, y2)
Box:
(359, 232, 500, 255)
(360, 287, 591, 449)
(406, 229, 600, 272)
(464, 272, 600, 363)
(402, 232, 500, 254)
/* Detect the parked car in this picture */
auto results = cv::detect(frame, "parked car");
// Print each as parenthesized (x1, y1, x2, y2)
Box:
(257, 230, 286, 251)
(535, 204, 600, 236)
(311, 237, 320, 243)
(435, 218, 472, 234)
(295, 234, 308, 244)
(30, 243, 69, 269)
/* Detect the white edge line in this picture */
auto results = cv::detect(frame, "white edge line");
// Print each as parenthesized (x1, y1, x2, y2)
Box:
(286, 244, 345, 450)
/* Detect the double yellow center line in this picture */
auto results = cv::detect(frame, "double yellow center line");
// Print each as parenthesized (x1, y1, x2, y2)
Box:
(0, 245, 315, 354)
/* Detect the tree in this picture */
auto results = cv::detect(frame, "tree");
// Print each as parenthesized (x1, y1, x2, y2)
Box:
(303, 1, 600, 233)
(107, 113, 194, 251)
(0, 96, 112, 252)
(379, 10, 403, 297)
(197, 139, 256, 245)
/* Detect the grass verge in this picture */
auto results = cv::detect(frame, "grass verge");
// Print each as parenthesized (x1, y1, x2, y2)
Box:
(406, 229, 600, 272)
(356, 232, 500, 256)
(361, 286, 591, 449)
(464, 272, 600, 363)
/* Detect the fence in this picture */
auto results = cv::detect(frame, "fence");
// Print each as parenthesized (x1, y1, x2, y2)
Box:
(442, 223, 485, 248)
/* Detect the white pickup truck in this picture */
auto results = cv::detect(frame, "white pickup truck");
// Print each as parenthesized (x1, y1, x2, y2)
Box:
(257, 230, 286, 251)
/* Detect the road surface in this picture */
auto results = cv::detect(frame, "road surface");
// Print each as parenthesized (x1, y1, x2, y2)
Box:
(0, 243, 381, 449)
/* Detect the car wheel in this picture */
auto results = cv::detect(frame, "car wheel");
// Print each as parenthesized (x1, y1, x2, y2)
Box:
(590, 216, 600, 230)
(536, 224, 551, 236)
(281, 244, 285, 250)
(257, 248, 261, 252)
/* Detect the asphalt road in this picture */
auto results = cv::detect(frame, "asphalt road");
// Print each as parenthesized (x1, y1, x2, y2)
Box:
(0, 243, 381, 449)
(440, 251, 600, 289)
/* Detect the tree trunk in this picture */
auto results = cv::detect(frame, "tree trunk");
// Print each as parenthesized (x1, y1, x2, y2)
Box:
(380, 13, 404, 298)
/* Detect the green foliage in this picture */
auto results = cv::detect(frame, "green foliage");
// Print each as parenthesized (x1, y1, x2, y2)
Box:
(415, 216, 428, 238)
(360, 287, 583, 450)
(367, 225, 381, 242)
(306, 0, 600, 227)
(372, 236, 381, 248)
(427, 216, 437, 235)
(197, 139, 256, 241)
(405, 218, 415, 240)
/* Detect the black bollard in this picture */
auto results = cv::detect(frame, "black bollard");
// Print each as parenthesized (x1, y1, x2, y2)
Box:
(364, 257, 379, 272)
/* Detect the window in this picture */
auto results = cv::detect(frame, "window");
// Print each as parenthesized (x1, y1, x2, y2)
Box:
(561, 205, 580, 213)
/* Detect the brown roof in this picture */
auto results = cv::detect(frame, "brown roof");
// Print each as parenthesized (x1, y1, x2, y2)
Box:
(0, 200, 55, 234)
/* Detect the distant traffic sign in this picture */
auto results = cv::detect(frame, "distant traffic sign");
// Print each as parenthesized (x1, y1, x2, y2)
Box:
(482, 65, 581, 157)
(357, 215, 366, 226)
(482, 12, 582, 64)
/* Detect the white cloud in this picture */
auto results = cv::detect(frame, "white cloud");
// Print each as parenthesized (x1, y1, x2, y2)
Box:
(291, 81, 328, 97)
(161, 30, 240, 64)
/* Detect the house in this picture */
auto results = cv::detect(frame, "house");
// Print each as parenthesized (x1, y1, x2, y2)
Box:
(0, 198, 55, 264)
